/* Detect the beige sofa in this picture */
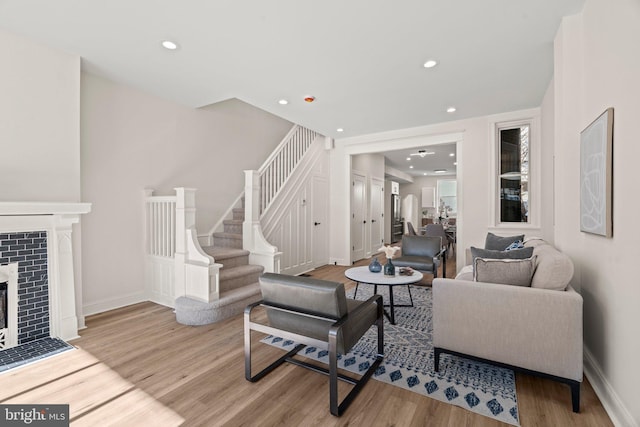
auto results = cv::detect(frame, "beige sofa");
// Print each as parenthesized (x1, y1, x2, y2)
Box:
(432, 238, 583, 412)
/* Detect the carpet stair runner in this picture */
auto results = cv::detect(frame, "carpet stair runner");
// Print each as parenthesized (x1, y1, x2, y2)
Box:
(175, 199, 263, 325)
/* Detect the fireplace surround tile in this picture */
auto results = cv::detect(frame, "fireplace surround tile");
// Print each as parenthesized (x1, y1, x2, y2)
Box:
(0, 231, 49, 345)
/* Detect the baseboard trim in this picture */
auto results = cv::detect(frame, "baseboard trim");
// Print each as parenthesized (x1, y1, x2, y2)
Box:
(83, 291, 147, 316)
(584, 346, 637, 427)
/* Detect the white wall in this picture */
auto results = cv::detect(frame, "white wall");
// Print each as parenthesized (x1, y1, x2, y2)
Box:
(554, 1, 640, 425)
(81, 73, 292, 314)
(0, 29, 80, 202)
(352, 153, 385, 179)
(0, 29, 87, 328)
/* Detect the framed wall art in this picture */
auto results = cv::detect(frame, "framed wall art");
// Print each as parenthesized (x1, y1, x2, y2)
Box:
(580, 107, 613, 237)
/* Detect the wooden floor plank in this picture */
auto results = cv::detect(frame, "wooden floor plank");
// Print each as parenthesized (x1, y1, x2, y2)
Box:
(0, 349, 98, 401)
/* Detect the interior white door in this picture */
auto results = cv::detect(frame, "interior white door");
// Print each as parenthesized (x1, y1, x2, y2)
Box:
(351, 173, 367, 262)
(370, 178, 384, 253)
(312, 176, 329, 267)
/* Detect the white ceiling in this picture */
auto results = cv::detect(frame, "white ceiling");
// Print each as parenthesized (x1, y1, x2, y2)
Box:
(384, 143, 458, 178)
(0, 0, 583, 142)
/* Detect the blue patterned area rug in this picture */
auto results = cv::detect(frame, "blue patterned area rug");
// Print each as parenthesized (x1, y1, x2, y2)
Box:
(261, 285, 520, 425)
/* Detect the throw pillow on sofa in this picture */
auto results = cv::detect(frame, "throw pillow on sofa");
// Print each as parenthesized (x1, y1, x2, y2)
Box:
(523, 240, 575, 291)
(484, 232, 525, 251)
(473, 256, 537, 287)
(470, 246, 534, 263)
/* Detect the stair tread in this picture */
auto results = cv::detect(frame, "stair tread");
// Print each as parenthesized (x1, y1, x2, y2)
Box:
(219, 282, 260, 302)
(220, 264, 264, 280)
(223, 219, 243, 225)
(201, 247, 249, 260)
(177, 283, 260, 310)
(212, 232, 242, 239)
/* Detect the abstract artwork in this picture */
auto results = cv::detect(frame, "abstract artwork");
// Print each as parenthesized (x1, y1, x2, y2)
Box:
(580, 108, 613, 237)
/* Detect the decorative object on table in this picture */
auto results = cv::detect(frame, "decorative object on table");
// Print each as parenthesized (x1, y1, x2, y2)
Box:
(580, 107, 613, 237)
(263, 286, 519, 426)
(378, 245, 400, 276)
(368, 256, 382, 273)
(398, 267, 414, 276)
(384, 258, 395, 276)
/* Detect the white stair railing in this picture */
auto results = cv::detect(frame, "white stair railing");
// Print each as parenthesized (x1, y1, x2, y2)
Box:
(243, 125, 319, 273)
(145, 192, 176, 258)
(144, 188, 221, 307)
(259, 125, 318, 215)
(144, 190, 177, 307)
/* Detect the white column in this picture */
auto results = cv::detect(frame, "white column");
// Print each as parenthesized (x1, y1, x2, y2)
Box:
(243, 170, 281, 273)
(49, 216, 81, 340)
(174, 188, 197, 299)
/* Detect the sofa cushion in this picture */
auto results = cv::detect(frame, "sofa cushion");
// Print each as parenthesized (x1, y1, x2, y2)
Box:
(455, 265, 474, 281)
(524, 239, 574, 291)
(470, 246, 534, 263)
(473, 256, 537, 287)
(485, 232, 525, 251)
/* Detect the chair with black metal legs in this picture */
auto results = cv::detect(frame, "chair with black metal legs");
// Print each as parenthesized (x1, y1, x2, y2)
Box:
(244, 273, 384, 416)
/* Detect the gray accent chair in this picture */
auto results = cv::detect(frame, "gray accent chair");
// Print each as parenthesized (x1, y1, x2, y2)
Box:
(244, 273, 384, 416)
(393, 235, 446, 278)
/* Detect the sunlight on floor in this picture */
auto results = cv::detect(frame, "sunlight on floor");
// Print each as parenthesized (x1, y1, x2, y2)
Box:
(0, 348, 184, 426)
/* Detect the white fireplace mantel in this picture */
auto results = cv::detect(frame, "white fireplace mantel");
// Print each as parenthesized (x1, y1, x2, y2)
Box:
(0, 201, 91, 217)
(0, 201, 91, 342)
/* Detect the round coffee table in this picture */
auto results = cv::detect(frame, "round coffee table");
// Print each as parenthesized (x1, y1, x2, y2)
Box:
(344, 266, 423, 325)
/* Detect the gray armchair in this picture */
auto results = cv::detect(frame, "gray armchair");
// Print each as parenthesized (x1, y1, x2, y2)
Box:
(393, 235, 446, 278)
(244, 273, 384, 416)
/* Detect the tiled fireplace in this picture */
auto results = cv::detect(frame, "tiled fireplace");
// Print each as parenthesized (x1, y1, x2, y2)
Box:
(0, 232, 48, 349)
(0, 202, 91, 352)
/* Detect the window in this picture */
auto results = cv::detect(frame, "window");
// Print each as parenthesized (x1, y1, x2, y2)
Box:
(498, 124, 529, 223)
(437, 179, 457, 218)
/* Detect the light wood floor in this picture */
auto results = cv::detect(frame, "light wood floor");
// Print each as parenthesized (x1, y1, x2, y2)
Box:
(1, 255, 613, 426)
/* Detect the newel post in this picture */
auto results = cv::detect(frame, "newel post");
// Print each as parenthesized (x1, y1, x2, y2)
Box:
(243, 171, 260, 250)
(243, 171, 281, 273)
(174, 187, 197, 299)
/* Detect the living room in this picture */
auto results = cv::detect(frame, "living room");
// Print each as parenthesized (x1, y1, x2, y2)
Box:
(1, 0, 639, 425)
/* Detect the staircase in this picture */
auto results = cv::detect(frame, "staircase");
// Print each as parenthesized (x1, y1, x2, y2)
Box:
(145, 125, 321, 326)
(174, 200, 264, 325)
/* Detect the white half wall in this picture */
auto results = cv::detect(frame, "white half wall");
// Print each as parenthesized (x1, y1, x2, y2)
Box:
(81, 73, 292, 314)
(554, 1, 640, 425)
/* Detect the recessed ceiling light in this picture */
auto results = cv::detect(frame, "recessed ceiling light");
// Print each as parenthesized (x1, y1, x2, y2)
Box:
(423, 59, 438, 68)
(161, 40, 178, 50)
(454, 162, 458, 166)
(409, 165, 414, 169)
(449, 153, 455, 157)
(406, 157, 411, 161)
(304, 95, 315, 103)
(434, 169, 447, 174)
(336, 128, 344, 132)
(447, 107, 457, 113)
(278, 99, 288, 105)
(423, 172, 427, 176)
